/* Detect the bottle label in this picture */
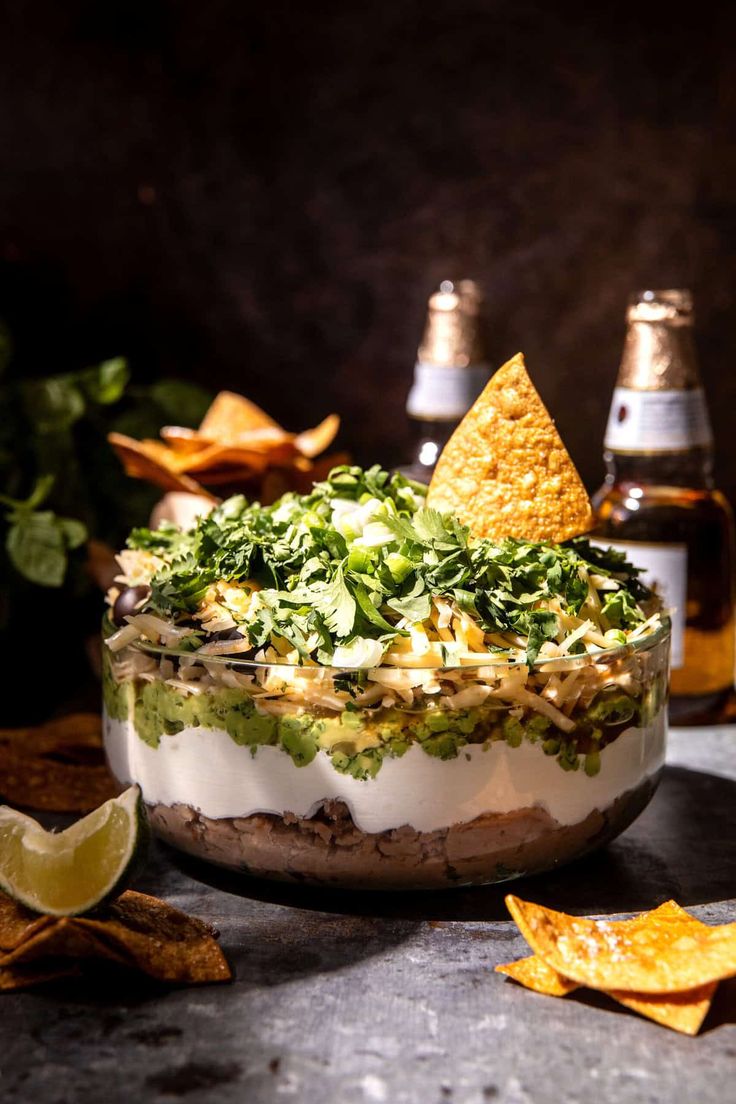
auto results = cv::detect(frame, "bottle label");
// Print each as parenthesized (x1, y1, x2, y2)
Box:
(407, 362, 490, 420)
(591, 538, 687, 668)
(604, 387, 712, 452)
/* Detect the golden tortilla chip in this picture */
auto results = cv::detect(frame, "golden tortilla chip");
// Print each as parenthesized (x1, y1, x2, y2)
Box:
(427, 353, 594, 541)
(295, 413, 340, 458)
(159, 426, 211, 454)
(182, 443, 293, 475)
(496, 953, 716, 1035)
(496, 901, 689, 995)
(505, 894, 736, 993)
(496, 953, 578, 996)
(0, 890, 231, 987)
(498, 901, 721, 1034)
(611, 983, 717, 1036)
(0, 713, 118, 813)
(199, 391, 279, 442)
(108, 433, 216, 498)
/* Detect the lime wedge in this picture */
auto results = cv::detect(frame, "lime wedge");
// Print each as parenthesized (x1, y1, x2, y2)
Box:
(0, 785, 149, 916)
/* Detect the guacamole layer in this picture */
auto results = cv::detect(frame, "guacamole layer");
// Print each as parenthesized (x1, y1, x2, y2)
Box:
(103, 653, 661, 780)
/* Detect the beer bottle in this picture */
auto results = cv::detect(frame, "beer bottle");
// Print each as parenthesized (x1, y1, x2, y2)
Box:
(399, 280, 490, 483)
(593, 289, 735, 723)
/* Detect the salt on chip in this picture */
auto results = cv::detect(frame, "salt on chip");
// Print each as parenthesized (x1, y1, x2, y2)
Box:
(505, 894, 736, 993)
(427, 353, 594, 541)
(495, 901, 690, 997)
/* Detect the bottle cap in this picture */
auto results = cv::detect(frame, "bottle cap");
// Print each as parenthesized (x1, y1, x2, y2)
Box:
(417, 279, 485, 368)
(408, 280, 490, 420)
(626, 289, 694, 326)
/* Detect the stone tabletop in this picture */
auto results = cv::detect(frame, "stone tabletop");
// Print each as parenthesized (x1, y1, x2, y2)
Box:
(2, 727, 735, 1104)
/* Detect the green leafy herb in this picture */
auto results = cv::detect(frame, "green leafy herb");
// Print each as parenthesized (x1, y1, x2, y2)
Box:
(0, 477, 88, 587)
(127, 466, 654, 666)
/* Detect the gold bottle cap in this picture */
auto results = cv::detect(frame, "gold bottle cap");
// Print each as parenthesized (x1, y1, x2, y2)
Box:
(417, 279, 485, 369)
(619, 288, 700, 390)
(407, 280, 490, 420)
(626, 289, 694, 326)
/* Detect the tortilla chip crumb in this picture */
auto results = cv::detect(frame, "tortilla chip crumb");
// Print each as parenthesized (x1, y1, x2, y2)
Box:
(427, 353, 594, 542)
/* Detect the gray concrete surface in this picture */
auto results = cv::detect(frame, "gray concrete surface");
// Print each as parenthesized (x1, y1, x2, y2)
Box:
(1, 727, 735, 1104)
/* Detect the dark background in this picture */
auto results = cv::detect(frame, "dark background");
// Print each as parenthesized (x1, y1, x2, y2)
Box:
(2, 0, 736, 499)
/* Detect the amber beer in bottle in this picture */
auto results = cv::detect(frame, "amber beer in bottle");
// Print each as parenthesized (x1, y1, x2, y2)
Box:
(593, 289, 735, 723)
(399, 280, 490, 483)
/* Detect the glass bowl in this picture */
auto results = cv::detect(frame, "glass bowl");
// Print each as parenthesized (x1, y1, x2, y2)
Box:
(102, 618, 670, 890)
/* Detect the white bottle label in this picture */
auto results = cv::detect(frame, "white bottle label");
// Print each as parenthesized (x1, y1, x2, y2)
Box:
(604, 387, 712, 452)
(591, 538, 687, 668)
(407, 362, 490, 420)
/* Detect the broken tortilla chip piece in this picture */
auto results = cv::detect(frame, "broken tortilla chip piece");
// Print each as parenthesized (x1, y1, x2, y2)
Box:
(0, 890, 231, 988)
(427, 353, 594, 542)
(505, 894, 736, 993)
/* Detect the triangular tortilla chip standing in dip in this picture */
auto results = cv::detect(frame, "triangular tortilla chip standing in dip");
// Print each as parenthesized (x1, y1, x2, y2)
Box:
(427, 352, 594, 541)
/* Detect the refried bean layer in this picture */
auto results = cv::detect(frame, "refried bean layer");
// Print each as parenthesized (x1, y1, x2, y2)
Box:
(148, 775, 660, 890)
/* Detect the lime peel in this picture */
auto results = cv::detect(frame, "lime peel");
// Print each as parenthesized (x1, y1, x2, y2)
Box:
(0, 785, 149, 917)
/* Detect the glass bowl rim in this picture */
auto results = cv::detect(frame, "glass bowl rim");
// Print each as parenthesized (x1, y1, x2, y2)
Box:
(107, 613, 671, 677)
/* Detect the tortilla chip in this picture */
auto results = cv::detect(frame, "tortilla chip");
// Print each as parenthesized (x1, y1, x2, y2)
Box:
(505, 894, 736, 993)
(0, 890, 231, 988)
(0, 893, 54, 953)
(1, 917, 126, 968)
(108, 433, 216, 498)
(295, 413, 340, 458)
(495, 901, 692, 996)
(76, 892, 231, 984)
(427, 353, 594, 541)
(0, 960, 81, 991)
(199, 391, 279, 442)
(496, 953, 716, 1034)
(0, 713, 119, 813)
(611, 983, 717, 1036)
(159, 426, 211, 454)
(497, 953, 578, 996)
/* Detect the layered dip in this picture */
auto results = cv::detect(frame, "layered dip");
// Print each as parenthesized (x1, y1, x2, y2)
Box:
(103, 463, 669, 889)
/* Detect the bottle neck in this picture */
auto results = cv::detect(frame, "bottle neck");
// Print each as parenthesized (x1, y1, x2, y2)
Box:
(603, 446, 715, 490)
(618, 318, 700, 390)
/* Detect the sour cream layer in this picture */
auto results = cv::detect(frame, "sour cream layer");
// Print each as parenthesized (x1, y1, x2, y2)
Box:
(103, 714, 666, 835)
